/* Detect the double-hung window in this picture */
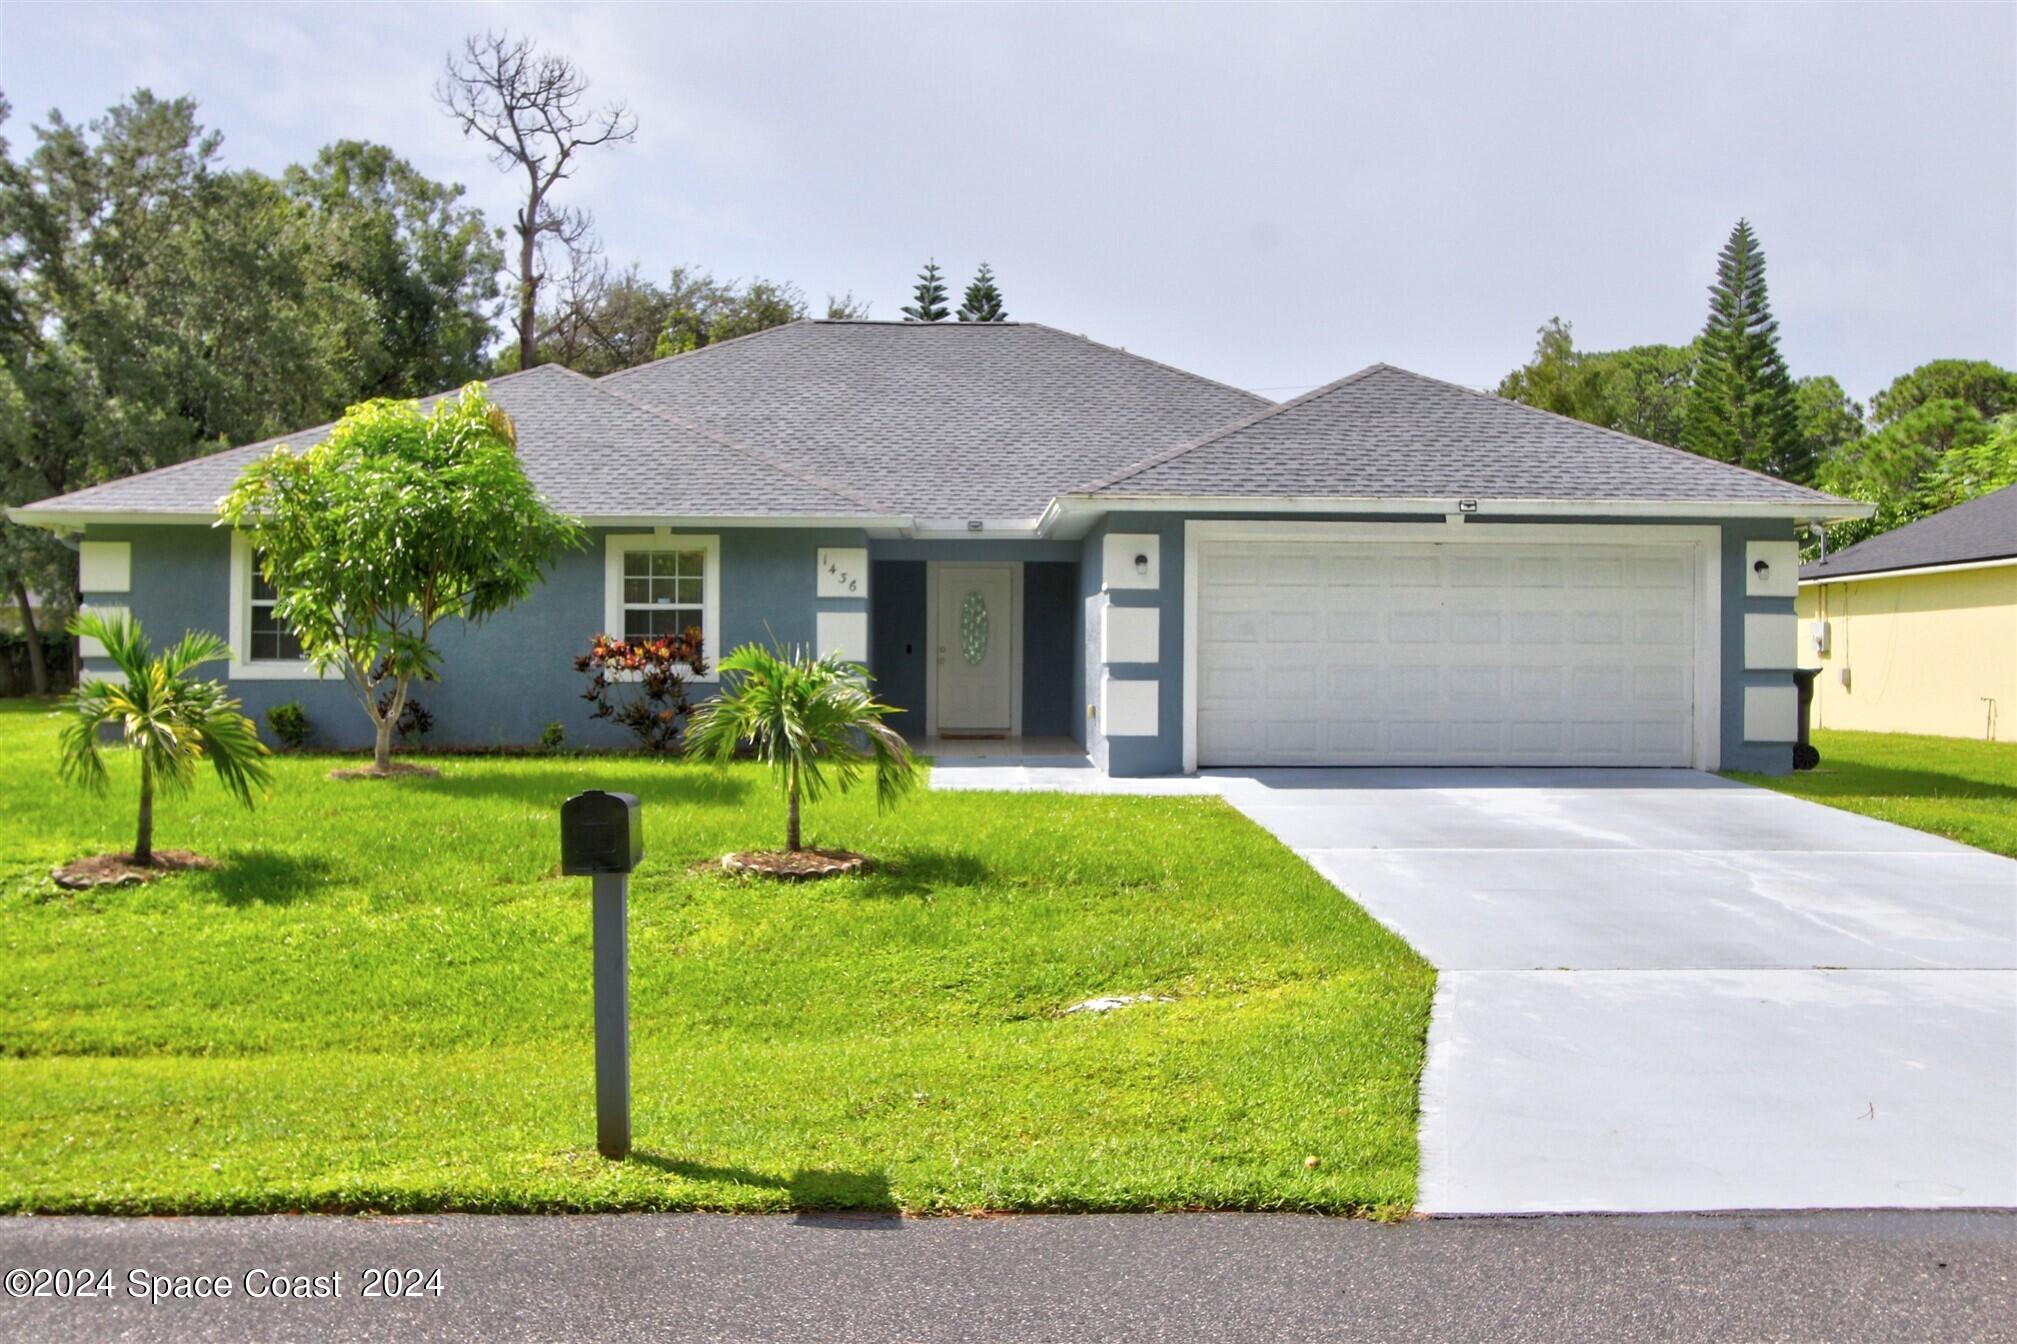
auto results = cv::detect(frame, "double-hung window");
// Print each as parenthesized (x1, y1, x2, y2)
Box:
(604, 533, 719, 678)
(622, 548, 707, 640)
(228, 531, 317, 679)
(248, 563, 305, 661)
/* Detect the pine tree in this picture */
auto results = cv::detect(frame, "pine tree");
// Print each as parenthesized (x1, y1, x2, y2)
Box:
(956, 262, 1007, 322)
(900, 259, 949, 322)
(1681, 219, 1808, 480)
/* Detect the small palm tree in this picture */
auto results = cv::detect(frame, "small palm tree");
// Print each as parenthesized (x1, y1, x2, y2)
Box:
(685, 644, 916, 852)
(59, 612, 272, 865)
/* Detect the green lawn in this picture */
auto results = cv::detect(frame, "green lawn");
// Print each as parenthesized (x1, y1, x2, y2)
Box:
(1731, 728, 2017, 857)
(0, 700, 1430, 1217)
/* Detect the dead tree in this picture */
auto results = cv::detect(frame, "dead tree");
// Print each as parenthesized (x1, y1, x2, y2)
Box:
(436, 30, 636, 369)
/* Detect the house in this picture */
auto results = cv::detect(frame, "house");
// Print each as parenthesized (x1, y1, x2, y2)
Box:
(1798, 484, 2017, 741)
(9, 320, 1867, 775)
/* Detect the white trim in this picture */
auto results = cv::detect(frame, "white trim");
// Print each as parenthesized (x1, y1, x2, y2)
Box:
(603, 531, 721, 682)
(226, 531, 324, 681)
(78, 541, 131, 592)
(76, 604, 128, 658)
(1799, 555, 2017, 586)
(5, 508, 905, 534)
(923, 560, 1022, 738)
(1049, 493, 1871, 526)
(1181, 519, 1723, 772)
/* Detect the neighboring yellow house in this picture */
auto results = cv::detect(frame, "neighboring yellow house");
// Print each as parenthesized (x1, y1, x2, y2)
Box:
(1798, 484, 2017, 740)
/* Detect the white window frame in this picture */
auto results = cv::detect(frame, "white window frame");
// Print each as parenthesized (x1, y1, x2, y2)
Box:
(228, 531, 323, 681)
(603, 531, 720, 682)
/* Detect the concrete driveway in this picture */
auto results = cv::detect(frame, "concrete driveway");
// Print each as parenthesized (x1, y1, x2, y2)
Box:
(1211, 769, 2017, 1215)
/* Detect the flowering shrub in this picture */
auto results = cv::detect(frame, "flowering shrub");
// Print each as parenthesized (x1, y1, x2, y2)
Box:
(575, 630, 709, 752)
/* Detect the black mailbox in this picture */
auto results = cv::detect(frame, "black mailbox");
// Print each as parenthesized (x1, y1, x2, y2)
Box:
(561, 790, 643, 875)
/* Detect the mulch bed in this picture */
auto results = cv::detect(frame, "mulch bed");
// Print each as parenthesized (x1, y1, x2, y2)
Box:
(719, 848, 870, 880)
(328, 762, 442, 780)
(51, 850, 217, 890)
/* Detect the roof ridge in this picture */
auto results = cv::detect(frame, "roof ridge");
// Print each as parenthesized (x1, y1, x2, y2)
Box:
(595, 318, 817, 385)
(1075, 363, 1390, 494)
(1371, 363, 1847, 504)
(575, 369, 898, 516)
(1020, 322, 1274, 412)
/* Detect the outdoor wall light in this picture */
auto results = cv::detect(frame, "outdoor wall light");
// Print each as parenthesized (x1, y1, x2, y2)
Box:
(1753, 557, 1771, 581)
(967, 519, 983, 532)
(1134, 553, 1150, 575)
(1456, 498, 1479, 513)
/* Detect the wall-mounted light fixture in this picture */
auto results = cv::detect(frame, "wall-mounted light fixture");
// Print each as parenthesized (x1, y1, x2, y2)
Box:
(1456, 498, 1479, 514)
(1134, 553, 1150, 576)
(1753, 557, 1771, 581)
(966, 519, 983, 532)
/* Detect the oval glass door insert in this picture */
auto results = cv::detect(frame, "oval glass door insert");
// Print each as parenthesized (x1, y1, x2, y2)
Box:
(959, 590, 990, 664)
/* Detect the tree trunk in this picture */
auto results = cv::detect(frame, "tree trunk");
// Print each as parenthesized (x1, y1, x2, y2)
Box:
(10, 578, 47, 696)
(135, 756, 154, 866)
(517, 216, 539, 369)
(786, 783, 801, 852)
(373, 675, 409, 772)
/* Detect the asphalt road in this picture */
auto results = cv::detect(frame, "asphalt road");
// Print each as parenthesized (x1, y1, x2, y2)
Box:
(2, 1210, 2011, 1343)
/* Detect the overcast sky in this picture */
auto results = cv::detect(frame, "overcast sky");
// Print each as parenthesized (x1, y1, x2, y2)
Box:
(2, 2, 2011, 404)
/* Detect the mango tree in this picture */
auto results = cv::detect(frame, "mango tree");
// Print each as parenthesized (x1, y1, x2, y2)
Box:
(219, 384, 582, 774)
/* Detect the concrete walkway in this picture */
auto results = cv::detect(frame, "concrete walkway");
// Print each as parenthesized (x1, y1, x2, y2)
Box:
(932, 760, 2017, 1214)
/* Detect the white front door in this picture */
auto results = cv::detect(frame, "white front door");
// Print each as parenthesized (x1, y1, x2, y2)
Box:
(936, 564, 1015, 734)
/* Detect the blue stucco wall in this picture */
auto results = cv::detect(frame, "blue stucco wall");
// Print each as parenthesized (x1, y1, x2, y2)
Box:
(1080, 511, 1801, 777)
(83, 514, 1800, 773)
(83, 523, 869, 750)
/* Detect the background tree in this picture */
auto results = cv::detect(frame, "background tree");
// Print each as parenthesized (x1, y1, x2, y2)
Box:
(1793, 375, 1865, 472)
(1868, 359, 2017, 426)
(282, 140, 504, 397)
(1497, 319, 1695, 447)
(824, 291, 872, 320)
(436, 30, 636, 370)
(219, 386, 584, 773)
(1811, 400, 2005, 554)
(526, 263, 821, 373)
(58, 611, 269, 866)
(901, 259, 949, 322)
(956, 262, 1006, 321)
(1681, 219, 1807, 480)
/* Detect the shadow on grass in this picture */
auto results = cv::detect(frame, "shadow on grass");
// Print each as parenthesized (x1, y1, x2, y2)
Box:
(629, 1152, 900, 1221)
(418, 764, 754, 810)
(209, 849, 340, 906)
(1751, 762, 2017, 802)
(860, 847, 991, 895)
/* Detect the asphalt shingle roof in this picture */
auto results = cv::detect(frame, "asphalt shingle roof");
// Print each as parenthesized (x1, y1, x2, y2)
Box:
(600, 321, 1269, 517)
(17, 327, 1859, 523)
(1083, 364, 1847, 506)
(22, 363, 877, 519)
(1801, 483, 2017, 580)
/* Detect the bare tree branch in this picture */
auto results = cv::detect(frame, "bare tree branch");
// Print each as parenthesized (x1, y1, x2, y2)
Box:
(435, 29, 636, 368)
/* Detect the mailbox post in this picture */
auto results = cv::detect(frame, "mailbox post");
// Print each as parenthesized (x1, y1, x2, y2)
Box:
(560, 790, 643, 1159)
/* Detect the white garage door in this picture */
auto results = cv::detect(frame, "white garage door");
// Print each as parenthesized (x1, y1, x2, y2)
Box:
(1195, 537, 1699, 767)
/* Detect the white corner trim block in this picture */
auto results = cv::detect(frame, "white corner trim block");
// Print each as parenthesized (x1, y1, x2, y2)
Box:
(1743, 612, 1796, 671)
(1746, 540, 1799, 598)
(1102, 604, 1160, 664)
(815, 610, 869, 661)
(1101, 676, 1159, 736)
(1102, 533, 1161, 591)
(78, 541, 131, 593)
(1743, 685, 1799, 742)
(76, 603, 128, 658)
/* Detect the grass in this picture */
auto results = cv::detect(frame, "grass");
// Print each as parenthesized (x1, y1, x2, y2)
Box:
(0, 699, 1431, 1217)
(1731, 728, 2017, 857)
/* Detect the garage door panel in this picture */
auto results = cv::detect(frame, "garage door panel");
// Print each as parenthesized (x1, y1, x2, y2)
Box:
(1197, 537, 1698, 767)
